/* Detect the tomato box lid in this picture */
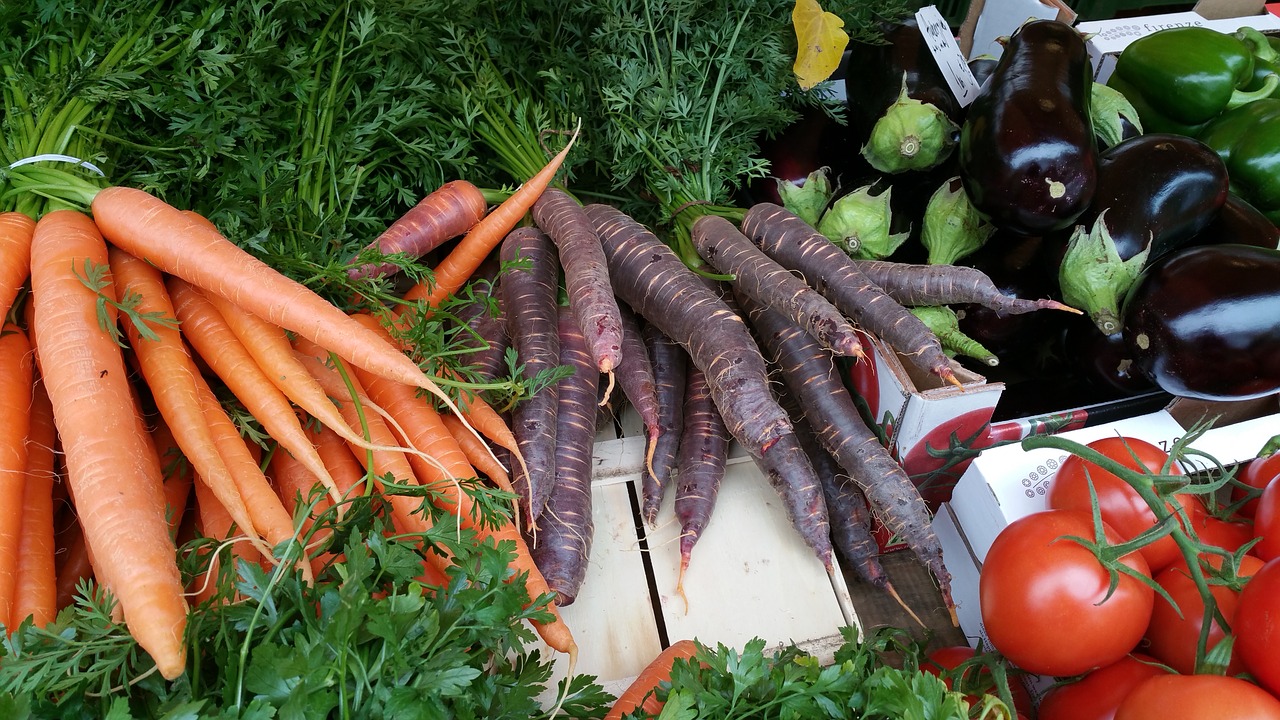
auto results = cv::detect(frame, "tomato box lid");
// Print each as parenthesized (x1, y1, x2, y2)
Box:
(947, 409, 1188, 561)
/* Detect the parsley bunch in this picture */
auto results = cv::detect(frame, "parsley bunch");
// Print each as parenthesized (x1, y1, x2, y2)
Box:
(0, 493, 612, 719)
(634, 627, 1010, 720)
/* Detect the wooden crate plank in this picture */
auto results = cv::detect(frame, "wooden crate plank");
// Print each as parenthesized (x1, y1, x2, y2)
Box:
(644, 459, 850, 651)
(535, 480, 663, 688)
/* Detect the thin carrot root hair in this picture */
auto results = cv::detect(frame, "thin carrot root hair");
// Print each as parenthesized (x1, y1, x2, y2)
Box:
(545, 638, 580, 719)
(676, 555, 691, 616)
(598, 371, 615, 408)
(883, 580, 927, 629)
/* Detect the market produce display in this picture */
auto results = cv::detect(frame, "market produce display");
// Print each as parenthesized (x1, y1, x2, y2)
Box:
(2, 0, 1280, 717)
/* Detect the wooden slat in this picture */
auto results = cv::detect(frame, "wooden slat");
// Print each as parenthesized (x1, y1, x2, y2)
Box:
(644, 459, 852, 653)
(534, 479, 662, 688)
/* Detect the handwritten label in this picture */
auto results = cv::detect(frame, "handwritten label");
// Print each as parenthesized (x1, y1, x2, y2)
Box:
(915, 6, 982, 108)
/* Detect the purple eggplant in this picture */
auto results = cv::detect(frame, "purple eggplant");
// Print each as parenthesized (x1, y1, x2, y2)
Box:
(958, 19, 1097, 236)
(1080, 134, 1230, 262)
(1122, 244, 1280, 400)
(1190, 193, 1280, 250)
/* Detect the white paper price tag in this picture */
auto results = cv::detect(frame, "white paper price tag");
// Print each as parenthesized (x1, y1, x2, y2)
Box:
(915, 6, 983, 108)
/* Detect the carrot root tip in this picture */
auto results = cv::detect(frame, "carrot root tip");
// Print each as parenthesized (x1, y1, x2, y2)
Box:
(884, 581, 926, 629)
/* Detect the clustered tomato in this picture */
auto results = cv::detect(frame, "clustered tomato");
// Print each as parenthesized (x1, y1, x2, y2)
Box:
(1232, 451, 1280, 519)
(1046, 436, 1196, 573)
(921, 645, 1034, 717)
(979, 508, 1154, 677)
(977, 437, 1280, 717)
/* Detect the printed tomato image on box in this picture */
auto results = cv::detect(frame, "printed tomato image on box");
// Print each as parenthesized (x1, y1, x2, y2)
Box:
(845, 331, 1005, 520)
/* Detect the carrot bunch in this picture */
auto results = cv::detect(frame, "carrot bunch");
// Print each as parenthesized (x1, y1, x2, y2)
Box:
(0, 136, 580, 681)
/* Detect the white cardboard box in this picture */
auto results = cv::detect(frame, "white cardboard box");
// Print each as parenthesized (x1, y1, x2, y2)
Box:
(1079, 9, 1280, 82)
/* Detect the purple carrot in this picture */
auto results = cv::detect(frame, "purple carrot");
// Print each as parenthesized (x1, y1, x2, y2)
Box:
(736, 288, 955, 616)
(673, 364, 729, 612)
(530, 304, 600, 606)
(453, 275, 511, 383)
(740, 203, 961, 389)
(641, 321, 687, 526)
(501, 226, 561, 527)
(585, 203, 833, 570)
(851, 259, 1080, 315)
(532, 188, 625, 375)
(614, 301, 663, 480)
(691, 215, 863, 359)
(348, 179, 488, 279)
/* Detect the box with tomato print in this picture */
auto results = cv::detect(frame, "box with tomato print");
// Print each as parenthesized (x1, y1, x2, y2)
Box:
(844, 330, 1004, 549)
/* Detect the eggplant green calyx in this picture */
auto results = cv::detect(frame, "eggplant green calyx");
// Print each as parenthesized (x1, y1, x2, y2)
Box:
(861, 74, 959, 174)
(922, 176, 995, 266)
(1091, 82, 1144, 149)
(1059, 211, 1150, 336)
(777, 166, 834, 227)
(910, 305, 998, 367)
(816, 183, 909, 260)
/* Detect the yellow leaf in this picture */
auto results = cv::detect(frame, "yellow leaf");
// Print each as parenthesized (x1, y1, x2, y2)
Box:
(792, 0, 850, 91)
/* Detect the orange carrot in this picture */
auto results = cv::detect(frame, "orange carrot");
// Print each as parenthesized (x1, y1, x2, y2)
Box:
(90, 189, 468, 429)
(397, 127, 579, 312)
(12, 377, 55, 629)
(339, 318, 577, 653)
(348, 313, 475, 486)
(191, 471, 262, 604)
(441, 412, 512, 494)
(200, 291, 425, 474)
(605, 640, 700, 720)
(268, 448, 332, 578)
(191, 376, 300, 573)
(348, 180, 489, 280)
(29, 209, 187, 678)
(453, 385, 526, 483)
(107, 250, 270, 549)
(165, 277, 342, 505)
(54, 525, 92, 613)
(0, 322, 32, 629)
(0, 213, 35, 323)
(307, 422, 368, 503)
(151, 419, 194, 538)
(291, 337, 451, 573)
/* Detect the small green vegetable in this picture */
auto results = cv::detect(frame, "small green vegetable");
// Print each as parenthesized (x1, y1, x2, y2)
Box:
(777, 166, 835, 227)
(817, 184, 909, 259)
(921, 177, 995, 266)
(861, 75, 959, 174)
(1058, 212, 1149, 336)
(911, 305, 999, 367)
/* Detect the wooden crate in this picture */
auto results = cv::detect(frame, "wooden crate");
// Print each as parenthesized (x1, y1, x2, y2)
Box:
(532, 412, 859, 696)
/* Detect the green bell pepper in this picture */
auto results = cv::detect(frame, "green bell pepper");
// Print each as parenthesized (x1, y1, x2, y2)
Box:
(1109, 26, 1279, 130)
(1198, 97, 1280, 224)
(1238, 27, 1280, 98)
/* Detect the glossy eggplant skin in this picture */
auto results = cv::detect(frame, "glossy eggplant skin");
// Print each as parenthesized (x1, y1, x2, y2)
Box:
(1083, 133, 1230, 262)
(958, 19, 1097, 236)
(1122, 244, 1280, 400)
(1189, 193, 1280, 250)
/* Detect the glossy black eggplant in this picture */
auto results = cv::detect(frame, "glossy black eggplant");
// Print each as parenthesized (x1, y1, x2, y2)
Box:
(1080, 133, 1230, 262)
(958, 19, 1097, 236)
(1122, 244, 1280, 400)
(1189, 193, 1280, 250)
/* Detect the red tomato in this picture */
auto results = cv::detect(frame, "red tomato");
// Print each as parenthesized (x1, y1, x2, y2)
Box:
(980, 509, 1154, 677)
(1190, 513, 1253, 555)
(1114, 674, 1280, 720)
(1252, 477, 1280, 561)
(1232, 452, 1280, 519)
(1142, 554, 1264, 675)
(1235, 557, 1280, 697)
(921, 646, 1033, 717)
(1037, 653, 1170, 720)
(1047, 436, 1195, 573)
